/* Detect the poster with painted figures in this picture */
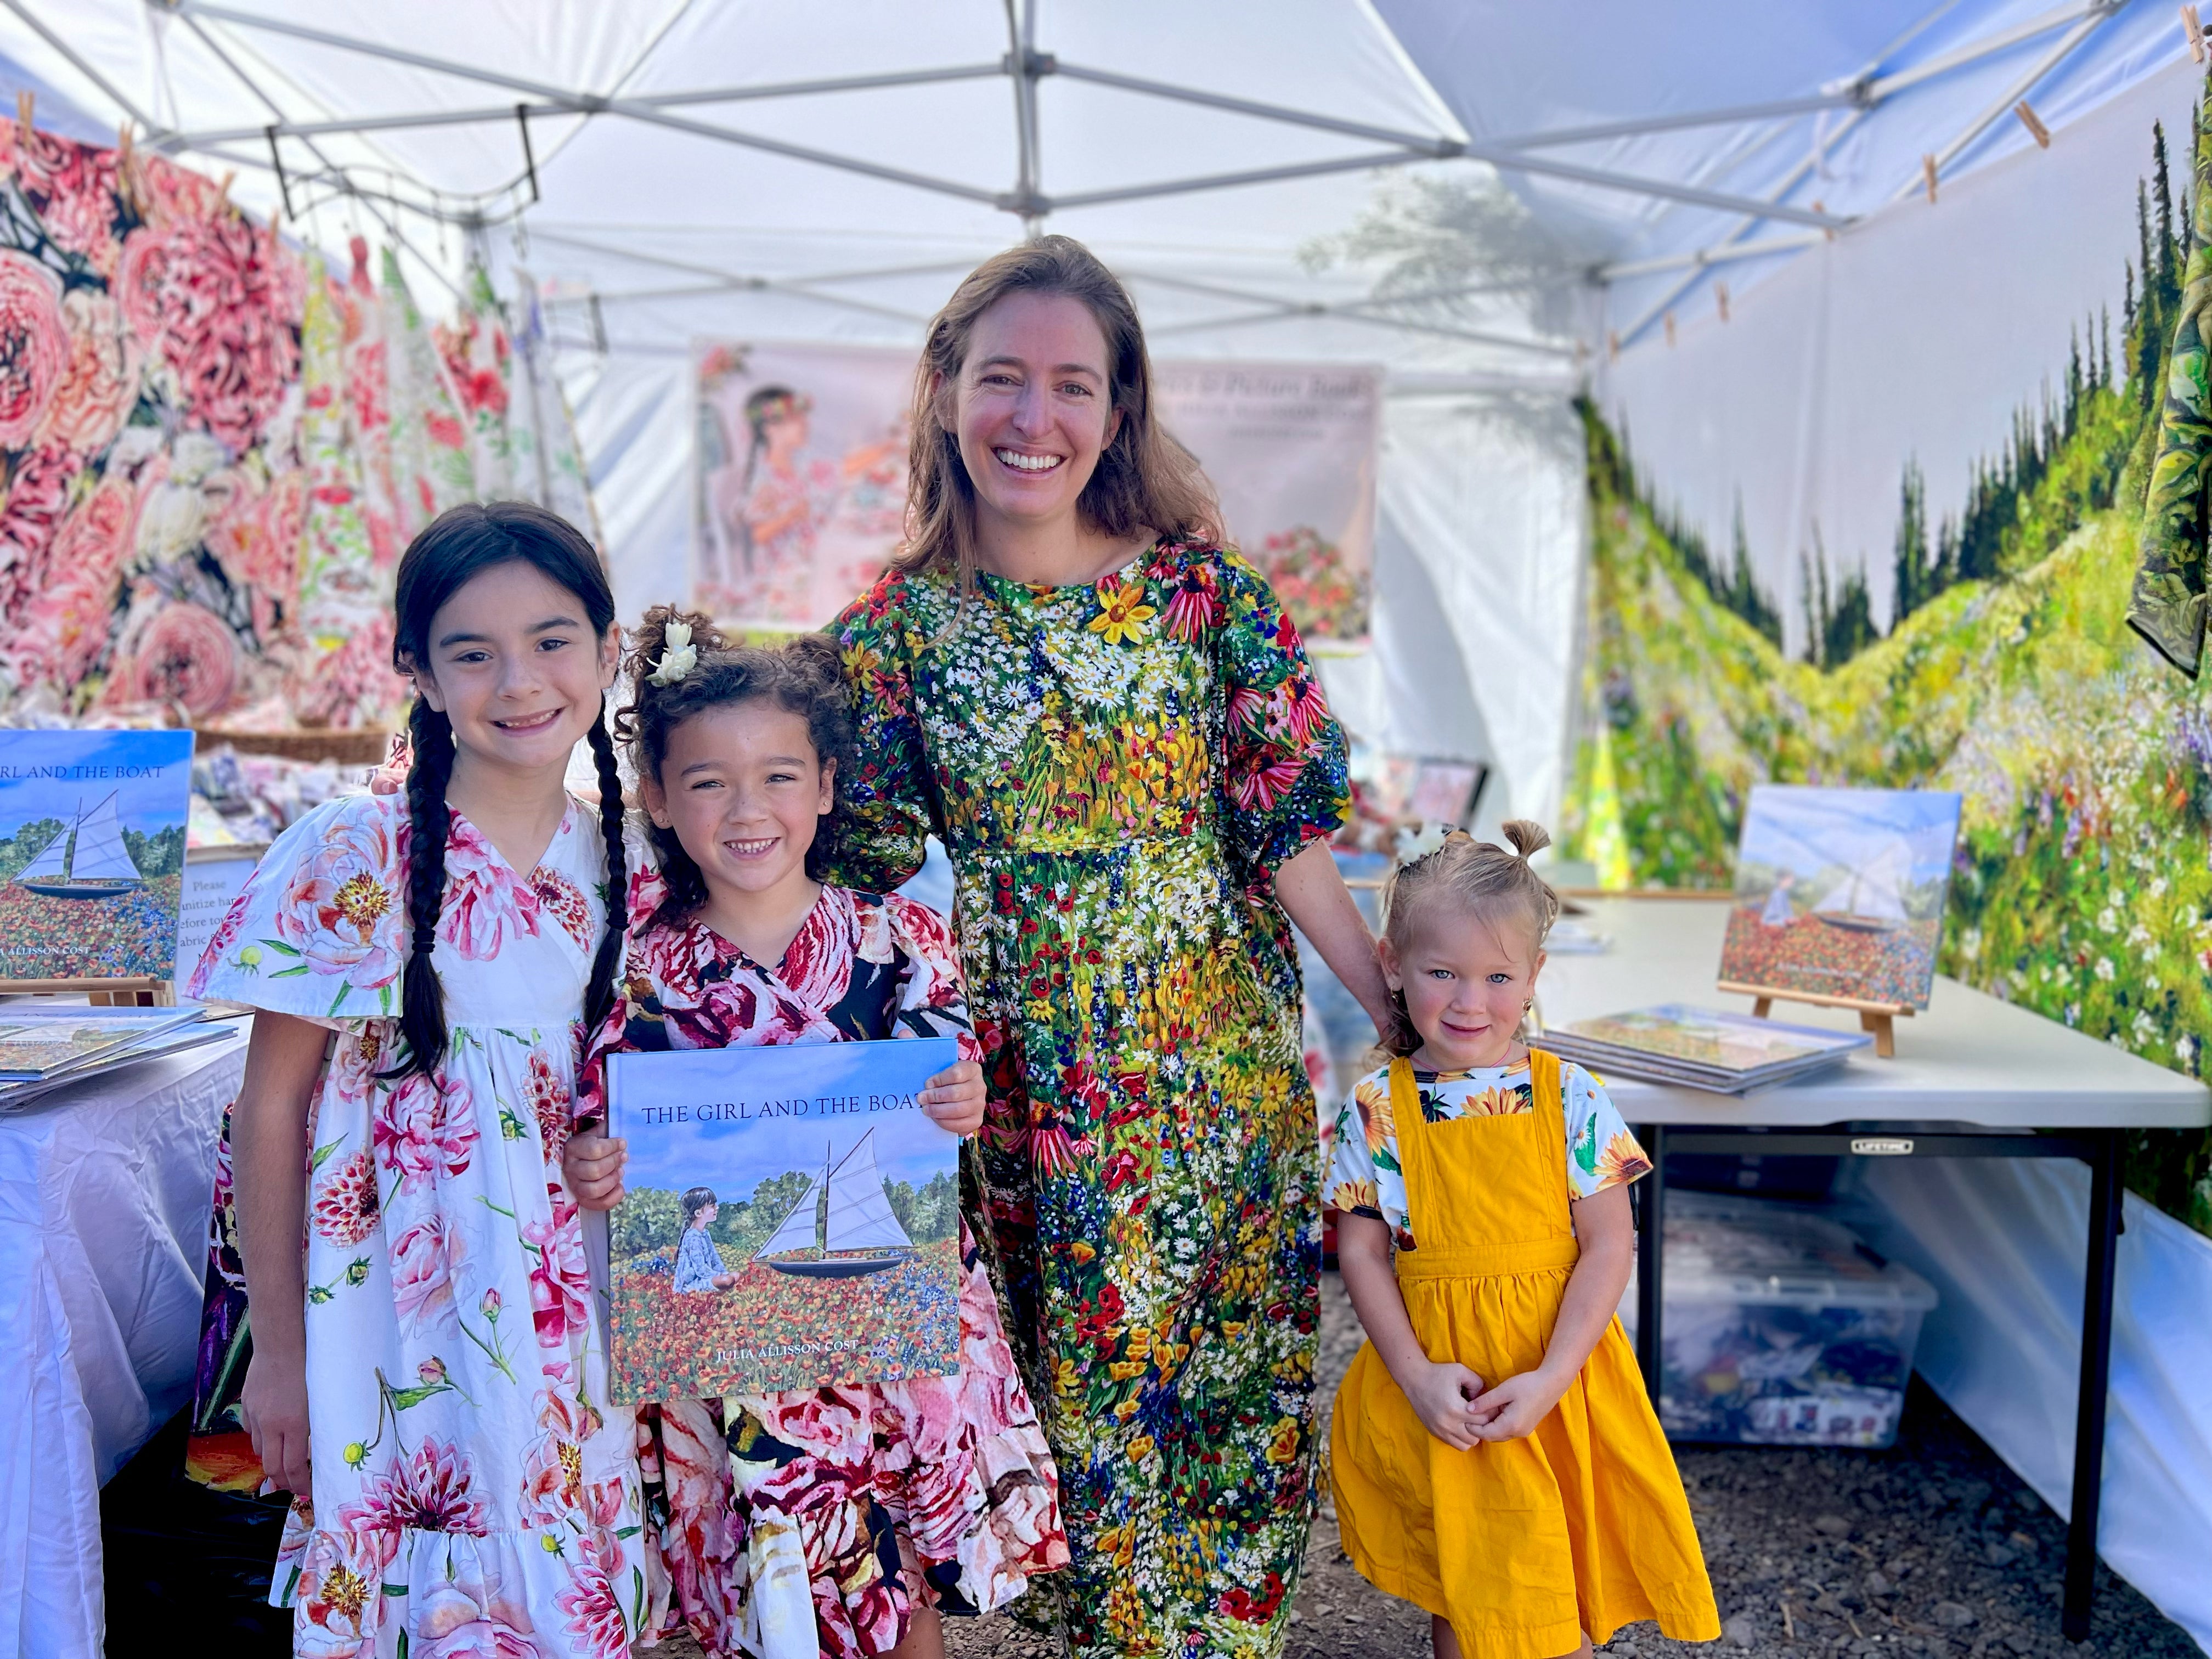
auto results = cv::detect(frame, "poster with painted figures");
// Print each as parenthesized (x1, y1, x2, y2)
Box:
(604, 1036, 962, 1402)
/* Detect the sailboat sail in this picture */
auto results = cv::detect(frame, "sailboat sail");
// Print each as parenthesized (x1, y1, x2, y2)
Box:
(753, 1175, 820, 1260)
(14, 824, 69, 882)
(68, 794, 140, 882)
(823, 1130, 913, 1254)
(1812, 838, 1911, 923)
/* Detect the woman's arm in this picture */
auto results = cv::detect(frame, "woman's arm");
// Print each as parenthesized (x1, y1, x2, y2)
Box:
(1468, 1182, 1635, 1440)
(1336, 1212, 1487, 1451)
(1274, 836, 1393, 1037)
(232, 1011, 332, 1498)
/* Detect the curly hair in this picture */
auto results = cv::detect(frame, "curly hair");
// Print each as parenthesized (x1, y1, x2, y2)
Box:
(1377, 819, 1561, 1056)
(615, 606, 858, 926)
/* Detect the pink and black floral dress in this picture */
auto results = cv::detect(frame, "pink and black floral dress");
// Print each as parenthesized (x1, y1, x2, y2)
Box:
(577, 876, 1068, 1659)
(187, 791, 647, 1658)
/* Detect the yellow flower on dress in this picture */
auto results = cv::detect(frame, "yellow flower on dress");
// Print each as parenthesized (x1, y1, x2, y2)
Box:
(1595, 1129, 1653, 1187)
(1354, 1076, 1396, 1154)
(1459, 1085, 1531, 1118)
(1263, 1416, 1302, 1465)
(1329, 1173, 1379, 1214)
(1087, 578, 1158, 645)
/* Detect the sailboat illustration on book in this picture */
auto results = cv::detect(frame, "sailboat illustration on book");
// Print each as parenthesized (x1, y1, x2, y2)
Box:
(754, 1128, 916, 1279)
(1811, 836, 1912, 934)
(11, 793, 144, 900)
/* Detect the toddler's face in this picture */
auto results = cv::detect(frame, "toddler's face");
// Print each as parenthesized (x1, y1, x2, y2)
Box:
(1381, 900, 1546, 1071)
(645, 702, 833, 904)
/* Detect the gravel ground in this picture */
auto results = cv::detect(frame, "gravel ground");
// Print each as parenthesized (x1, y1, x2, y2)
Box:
(933, 1270, 2196, 1659)
(663, 1271, 2198, 1659)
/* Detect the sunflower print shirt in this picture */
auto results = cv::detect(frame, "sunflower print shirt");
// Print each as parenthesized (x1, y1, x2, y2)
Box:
(1327, 1056, 1650, 1251)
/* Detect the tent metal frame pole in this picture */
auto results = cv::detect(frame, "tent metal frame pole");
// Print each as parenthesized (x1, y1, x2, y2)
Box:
(1863, 0, 2111, 101)
(1889, 8, 2113, 202)
(1006, 0, 1044, 236)
(1149, 301, 1572, 357)
(0, 0, 161, 136)
(1492, 93, 1860, 150)
(526, 228, 932, 324)
(1600, 232, 1827, 282)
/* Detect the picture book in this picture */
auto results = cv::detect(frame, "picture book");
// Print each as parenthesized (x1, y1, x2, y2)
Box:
(1535, 1005, 1871, 1093)
(605, 1036, 963, 1403)
(0, 730, 195, 984)
(0, 1004, 205, 1080)
(1719, 784, 1962, 1009)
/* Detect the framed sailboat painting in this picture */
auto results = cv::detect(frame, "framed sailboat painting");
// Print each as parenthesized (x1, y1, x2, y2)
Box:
(1719, 784, 1963, 1013)
(602, 1035, 964, 1401)
(0, 731, 195, 991)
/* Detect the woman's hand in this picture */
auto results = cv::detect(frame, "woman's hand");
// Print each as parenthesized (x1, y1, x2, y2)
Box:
(241, 1345, 313, 1498)
(1468, 1366, 1572, 1441)
(918, 1058, 986, 1137)
(564, 1122, 628, 1210)
(1404, 1357, 1492, 1451)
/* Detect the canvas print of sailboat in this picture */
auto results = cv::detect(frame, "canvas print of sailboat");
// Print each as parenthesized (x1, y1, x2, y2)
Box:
(603, 1037, 963, 1401)
(0, 731, 194, 983)
(1720, 785, 1963, 1009)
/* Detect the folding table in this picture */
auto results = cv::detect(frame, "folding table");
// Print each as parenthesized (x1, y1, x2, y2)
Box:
(1540, 896, 2210, 1642)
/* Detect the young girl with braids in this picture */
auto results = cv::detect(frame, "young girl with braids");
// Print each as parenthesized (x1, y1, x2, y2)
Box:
(1325, 822, 1719, 1659)
(189, 502, 651, 1657)
(561, 610, 1066, 1659)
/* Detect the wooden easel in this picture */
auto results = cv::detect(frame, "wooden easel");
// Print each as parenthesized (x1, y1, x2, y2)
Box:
(0, 976, 175, 1007)
(1717, 978, 1911, 1058)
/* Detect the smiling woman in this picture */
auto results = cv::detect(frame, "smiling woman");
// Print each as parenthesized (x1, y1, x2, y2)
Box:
(830, 236, 1397, 1659)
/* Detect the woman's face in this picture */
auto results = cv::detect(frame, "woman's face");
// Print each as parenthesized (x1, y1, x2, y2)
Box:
(641, 702, 833, 904)
(943, 290, 1122, 536)
(411, 561, 618, 776)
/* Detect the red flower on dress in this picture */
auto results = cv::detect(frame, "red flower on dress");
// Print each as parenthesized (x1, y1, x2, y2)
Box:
(337, 1436, 489, 1536)
(311, 1148, 380, 1246)
(555, 1533, 633, 1658)
(275, 802, 404, 989)
(374, 1071, 477, 1194)
(518, 1386, 601, 1525)
(521, 1183, 590, 1350)
(1161, 560, 1224, 643)
(526, 1051, 572, 1159)
(529, 866, 596, 953)
(431, 814, 544, 958)
(388, 1211, 466, 1335)
(0, 249, 67, 448)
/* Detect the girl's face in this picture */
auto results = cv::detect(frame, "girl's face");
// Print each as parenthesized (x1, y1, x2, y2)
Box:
(412, 561, 618, 775)
(1379, 901, 1547, 1071)
(691, 1201, 717, 1228)
(642, 702, 833, 904)
(941, 290, 1122, 538)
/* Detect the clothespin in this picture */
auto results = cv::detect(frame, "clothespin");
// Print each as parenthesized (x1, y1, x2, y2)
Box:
(2014, 101, 2051, 149)
(15, 89, 32, 138)
(1716, 281, 1731, 323)
(215, 169, 234, 215)
(2185, 4, 2205, 63)
(1607, 330, 1621, 361)
(1664, 312, 1678, 347)
(115, 123, 138, 215)
(1923, 154, 1939, 204)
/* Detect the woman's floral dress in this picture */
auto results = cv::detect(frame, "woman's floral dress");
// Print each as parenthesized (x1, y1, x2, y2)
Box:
(831, 537, 1351, 1657)
(578, 879, 1068, 1659)
(187, 791, 647, 1658)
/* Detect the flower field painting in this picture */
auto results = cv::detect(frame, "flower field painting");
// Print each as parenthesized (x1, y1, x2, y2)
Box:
(603, 1038, 963, 1402)
(0, 728, 192, 982)
(1720, 786, 1961, 1010)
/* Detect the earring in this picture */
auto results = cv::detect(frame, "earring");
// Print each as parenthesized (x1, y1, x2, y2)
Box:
(1522, 998, 1533, 1011)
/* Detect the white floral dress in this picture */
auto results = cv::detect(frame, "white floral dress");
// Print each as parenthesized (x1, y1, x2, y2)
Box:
(189, 791, 647, 1658)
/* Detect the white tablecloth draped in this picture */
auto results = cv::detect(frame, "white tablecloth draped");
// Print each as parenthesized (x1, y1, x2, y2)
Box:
(0, 1030, 247, 1659)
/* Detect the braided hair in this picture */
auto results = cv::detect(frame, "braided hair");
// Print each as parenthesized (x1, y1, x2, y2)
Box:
(614, 606, 857, 928)
(387, 501, 628, 1081)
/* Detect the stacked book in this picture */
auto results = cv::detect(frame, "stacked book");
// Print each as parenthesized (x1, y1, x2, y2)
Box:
(0, 1004, 231, 1111)
(1533, 1004, 1871, 1094)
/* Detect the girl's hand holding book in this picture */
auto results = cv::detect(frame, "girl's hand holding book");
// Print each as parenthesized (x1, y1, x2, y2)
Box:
(564, 1121, 628, 1210)
(918, 1058, 987, 1137)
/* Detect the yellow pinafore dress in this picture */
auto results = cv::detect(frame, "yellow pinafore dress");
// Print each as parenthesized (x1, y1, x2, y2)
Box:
(1330, 1051, 1720, 1659)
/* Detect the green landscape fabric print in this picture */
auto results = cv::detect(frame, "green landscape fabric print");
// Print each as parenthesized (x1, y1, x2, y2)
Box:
(2130, 71, 2212, 675)
(1565, 75, 2212, 1239)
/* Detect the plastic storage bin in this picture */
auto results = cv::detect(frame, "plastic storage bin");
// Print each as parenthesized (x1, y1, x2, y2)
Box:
(1617, 1190, 1937, 1449)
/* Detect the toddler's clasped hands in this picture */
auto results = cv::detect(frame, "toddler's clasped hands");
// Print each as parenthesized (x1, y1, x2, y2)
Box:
(1406, 1358, 1579, 1451)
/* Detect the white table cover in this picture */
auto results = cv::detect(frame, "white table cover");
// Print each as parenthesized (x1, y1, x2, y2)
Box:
(0, 1030, 247, 1659)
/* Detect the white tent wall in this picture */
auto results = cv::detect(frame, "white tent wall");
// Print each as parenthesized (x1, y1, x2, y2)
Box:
(1591, 55, 2206, 651)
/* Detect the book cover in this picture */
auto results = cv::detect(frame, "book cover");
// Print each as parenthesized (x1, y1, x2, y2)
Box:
(605, 1036, 963, 1403)
(0, 730, 195, 984)
(1719, 785, 1962, 1010)
(0, 1005, 203, 1080)
(1545, 1005, 1870, 1074)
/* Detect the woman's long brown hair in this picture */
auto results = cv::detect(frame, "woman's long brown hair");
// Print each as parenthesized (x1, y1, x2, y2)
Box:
(893, 234, 1220, 603)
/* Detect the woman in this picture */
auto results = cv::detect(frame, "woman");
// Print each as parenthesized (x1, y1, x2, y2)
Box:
(831, 236, 1393, 1657)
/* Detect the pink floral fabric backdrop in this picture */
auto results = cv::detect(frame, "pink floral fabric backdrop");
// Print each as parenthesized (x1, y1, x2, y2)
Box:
(0, 123, 594, 732)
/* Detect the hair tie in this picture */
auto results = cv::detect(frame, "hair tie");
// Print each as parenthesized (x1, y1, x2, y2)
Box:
(412, 924, 437, 952)
(648, 619, 698, 687)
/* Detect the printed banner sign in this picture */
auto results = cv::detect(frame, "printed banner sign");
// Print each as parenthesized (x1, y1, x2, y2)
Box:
(0, 730, 194, 983)
(605, 1036, 962, 1402)
(689, 341, 1381, 646)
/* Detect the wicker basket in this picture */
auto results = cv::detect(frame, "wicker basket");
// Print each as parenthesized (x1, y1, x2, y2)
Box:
(195, 726, 395, 767)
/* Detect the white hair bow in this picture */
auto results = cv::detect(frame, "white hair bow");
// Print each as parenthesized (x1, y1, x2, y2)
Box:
(648, 620, 698, 687)
(1396, 821, 1453, 865)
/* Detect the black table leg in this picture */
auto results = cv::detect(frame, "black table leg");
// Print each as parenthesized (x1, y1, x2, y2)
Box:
(1635, 1124, 1667, 1403)
(2062, 1129, 2123, 1641)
